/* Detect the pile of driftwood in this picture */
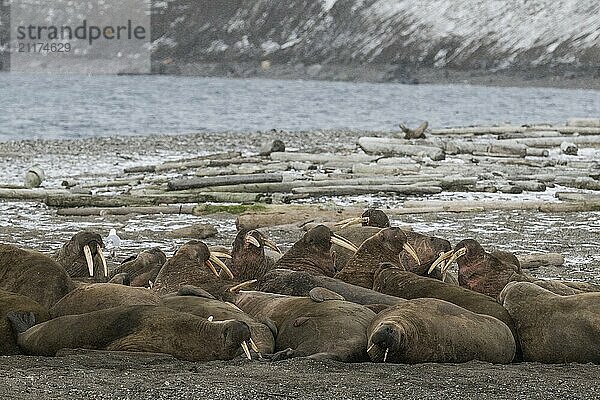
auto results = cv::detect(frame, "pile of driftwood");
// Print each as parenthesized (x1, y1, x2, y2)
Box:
(1, 118, 599, 219)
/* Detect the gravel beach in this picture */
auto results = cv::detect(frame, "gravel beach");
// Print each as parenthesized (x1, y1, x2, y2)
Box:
(1, 130, 599, 399)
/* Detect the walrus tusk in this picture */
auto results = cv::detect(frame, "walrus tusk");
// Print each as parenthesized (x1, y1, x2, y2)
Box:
(402, 242, 420, 266)
(225, 301, 244, 312)
(441, 247, 468, 276)
(335, 216, 368, 229)
(428, 250, 454, 274)
(245, 234, 261, 248)
(204, 260, 220, 277)
(209, 253, 234, 279)
(207, 315, 214, 322)
(263, 238, 282, 254)
(241, 341, 252, 360)
(97, 246, 108, 277)
(330, 234, 359, 253)
(249, 338, 260, 355)
(229, 279, 258, 293)
(383, 348, 389, 363)
(367, 344, 375, 353)
(83, 245, 94, 277)
(210, 251, 232, 260)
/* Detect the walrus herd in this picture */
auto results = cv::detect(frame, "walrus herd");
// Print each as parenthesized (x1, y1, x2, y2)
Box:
(1, 208, 599, 365)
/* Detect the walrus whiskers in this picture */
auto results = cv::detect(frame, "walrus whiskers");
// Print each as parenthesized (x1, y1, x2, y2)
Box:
(83, 245, 94, 277)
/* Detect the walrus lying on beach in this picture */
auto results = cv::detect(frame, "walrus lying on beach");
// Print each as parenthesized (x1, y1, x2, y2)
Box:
(54, 231, 108, 281)
(230, 229, 281, 281)
(161, 286, 275, 356)
(109, 247, 167, 287)
(0, 244, 74, 309)
(258, 268, 403, 306)
(8, 305, 253, 361)
(49, 283, 160, 318)
(367, 298, 515, 364)
(500, 281, 600, 363)
(235, 290, 375, 362)
(0, 290, 49, 355)
(273, 225, 358, 277)
(372, 266, 518, 345)
(335, 228, 420, 289)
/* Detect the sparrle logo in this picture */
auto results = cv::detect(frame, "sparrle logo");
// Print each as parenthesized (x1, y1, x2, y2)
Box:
(8, 0, 151, 74)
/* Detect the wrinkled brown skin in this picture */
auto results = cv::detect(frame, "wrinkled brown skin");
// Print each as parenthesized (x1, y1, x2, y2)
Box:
(332, 226, 382, 271)
(54, 231, 106, 281)
(161, 292, 275, 355)
(11, 305, 251, 361)
(368, 298, 515, 364)
(50, 283, 161, 318)
(0, 244, 74, 309)
(500, 281, 600, 363)
(399, 231, 452, 276)
(110, 248, 166, 287)
(274, 225, 336, 277)
(236, 291, 376, 362)
(335, 228, 410, 289)
(455, 239, 522, 299)
(372, 267, 519, 355)
(258, 268, 404, 306)
(230, 230, 275, 280)
(0, 290, 49, 355)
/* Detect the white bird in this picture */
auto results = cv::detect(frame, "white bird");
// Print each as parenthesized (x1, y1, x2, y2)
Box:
(105, 228, 121, 258)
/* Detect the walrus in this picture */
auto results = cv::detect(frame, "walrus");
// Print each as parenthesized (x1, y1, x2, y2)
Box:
(367, 298, 515, 364)
(54, 231, 108, 281)
(0, 243, 74, 308)
(334, 228, 420, 289)
(331, 209, 389, 270)
(0, 290, 50, 355)
(49, 283, 161, 318)
(273, 225, 358, 277)
(258, 268, 404, 306)
(152, 240, 234, 296)
(109, 247, 167, 287)
(431, 239, 522, 299)
(161, 286, 275, 355)
(500, 281, 600, 363)
(372, 267, 518, 346)
(236, 290, 376, 361)
(230, 229, 281, 281)
(8, 305, 254, 361)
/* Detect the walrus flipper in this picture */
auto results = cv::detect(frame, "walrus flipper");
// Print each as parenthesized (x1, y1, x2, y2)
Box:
(308, 287, 345, 302)
(7, 311, 36, 334)
(267, 347, 306, 362)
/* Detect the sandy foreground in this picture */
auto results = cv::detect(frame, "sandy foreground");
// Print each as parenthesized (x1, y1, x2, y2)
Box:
(0, 130, 599, 399)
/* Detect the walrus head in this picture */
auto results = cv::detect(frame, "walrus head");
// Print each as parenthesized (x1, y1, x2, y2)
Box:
(231, 230, 281, 280)
(274, 225, 358, 276)
(430, 239, 520, 298)
(399, 232, 451, 276)
(54, 231, 107, 279)
(367, 321, 406, 363)
(111, 247, 167, 280)
(221, 320, 253, 360)
(173, 240, 234, 280)
(336, 209, 390, 229)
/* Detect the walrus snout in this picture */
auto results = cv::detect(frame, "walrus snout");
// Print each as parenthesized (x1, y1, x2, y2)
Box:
(368, 322, 404, 362)
(222, 320, 253, 359)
